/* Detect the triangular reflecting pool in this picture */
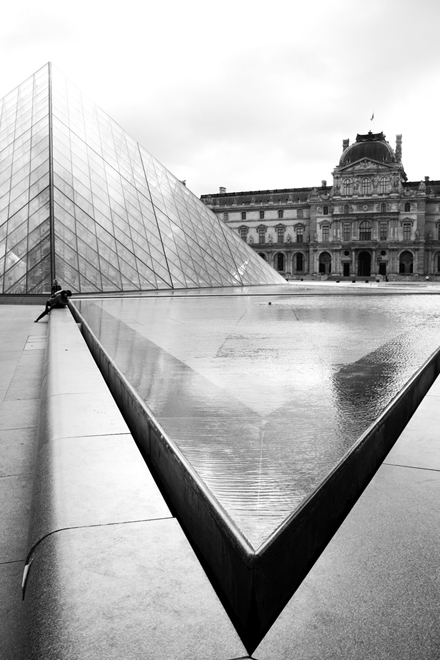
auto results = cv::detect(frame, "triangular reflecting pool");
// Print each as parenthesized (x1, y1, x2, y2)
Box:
(72, 288, 440, 651)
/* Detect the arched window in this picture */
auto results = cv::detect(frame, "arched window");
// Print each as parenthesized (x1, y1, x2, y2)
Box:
(379, 177, 390, 194)
(319, 251, 331, 274)
(359, 221, 372, 240)
(437, 253, 440, 272)
(322, 224, 330, 242)
(343, 223, 351, 241)
(241, 211, 247, 220)
(259, 210, 265, 220)
(278, 209, 284, 219)
(343, 178, 353, 195)
(276, 253, 285, 271)
(323, 205, 329, 215)
(404, 202, 411, 212)
(380, 202, 386, 213)
(362, 178, 371, 195)
(258, 252, 267, 261)
(344, 204, 350, 215)
(399, 251, 413, 274)
(295, 253, 304, 271)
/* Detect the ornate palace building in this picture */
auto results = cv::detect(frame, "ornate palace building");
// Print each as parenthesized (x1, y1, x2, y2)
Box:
(201, 131, 440, 279)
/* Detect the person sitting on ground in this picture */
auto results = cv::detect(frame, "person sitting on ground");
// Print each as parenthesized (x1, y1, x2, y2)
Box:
(34, 289, 72, 323)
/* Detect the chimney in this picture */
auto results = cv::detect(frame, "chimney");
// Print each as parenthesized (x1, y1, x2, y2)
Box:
(342, 139, 349, 151)
(219, 186, 226, 194)
(395, 135, 402, 162)
(321, 180, 327, 187)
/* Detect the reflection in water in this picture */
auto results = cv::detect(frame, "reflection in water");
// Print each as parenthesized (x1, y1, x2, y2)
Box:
(76, 294, 440, 549)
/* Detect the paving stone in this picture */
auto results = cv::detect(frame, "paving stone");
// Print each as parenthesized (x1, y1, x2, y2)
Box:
(385, 392, 440, 471)
(0, 561, 26, 660)
(42, 391, 129, 440)
(255, 464, 440, 660)
(26, 519, 247, 660)
(29, 434, 171, 552)
(0, 474, 34, 562)
(0, 399, 41, 431)
(5, 377, 43, 401)
(0, 428, 37, 476)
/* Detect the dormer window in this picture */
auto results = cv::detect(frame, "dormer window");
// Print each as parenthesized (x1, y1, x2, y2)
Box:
(278, 209, 284, 219)
(323, 205, 329, 215)
(259, 210, 265, 219)
(241, 211, 247, 220)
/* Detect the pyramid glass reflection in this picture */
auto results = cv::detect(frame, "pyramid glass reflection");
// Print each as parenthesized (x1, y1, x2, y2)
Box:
(0, 64, 285, 295)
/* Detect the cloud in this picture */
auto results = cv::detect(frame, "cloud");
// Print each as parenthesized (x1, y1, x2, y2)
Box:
(1, 0, 440, 195)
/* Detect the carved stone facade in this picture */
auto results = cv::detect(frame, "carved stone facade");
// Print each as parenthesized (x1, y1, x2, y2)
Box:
(201, 131, 440, 279)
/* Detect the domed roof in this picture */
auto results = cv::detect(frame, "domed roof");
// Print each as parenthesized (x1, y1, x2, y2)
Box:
(339, 132, 396, 166)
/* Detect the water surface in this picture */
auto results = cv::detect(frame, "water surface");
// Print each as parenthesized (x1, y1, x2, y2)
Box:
(75, 292, 440, 548)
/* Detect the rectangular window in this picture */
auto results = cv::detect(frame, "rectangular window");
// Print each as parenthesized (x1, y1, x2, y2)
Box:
(403, 223, 411, 241)
(258, 229, 265, 244)
(296, 227, 303, 243)
(380, 223, 387, 240)
(277, 228, 284, 243)
(322, 225, 329, 242)
(343, 223, 351, 241)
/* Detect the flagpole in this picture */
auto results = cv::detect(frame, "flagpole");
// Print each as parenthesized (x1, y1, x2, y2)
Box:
(370, 111, 375, 132)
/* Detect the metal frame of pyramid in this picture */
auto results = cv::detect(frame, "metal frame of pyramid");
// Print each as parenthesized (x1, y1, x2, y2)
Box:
(0, 63, 285, 296)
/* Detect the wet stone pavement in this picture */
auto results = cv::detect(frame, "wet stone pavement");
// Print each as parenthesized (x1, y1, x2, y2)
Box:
(76, 292, 440, 549)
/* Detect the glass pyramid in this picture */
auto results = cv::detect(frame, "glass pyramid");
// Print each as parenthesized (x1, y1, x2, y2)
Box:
(0, 63, 285, 295)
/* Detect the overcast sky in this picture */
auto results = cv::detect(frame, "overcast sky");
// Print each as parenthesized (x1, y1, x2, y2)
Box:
(1, 0, 439, 197)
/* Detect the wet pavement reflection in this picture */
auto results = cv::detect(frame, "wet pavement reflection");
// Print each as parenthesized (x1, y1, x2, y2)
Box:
(75, 292, 440, 549)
